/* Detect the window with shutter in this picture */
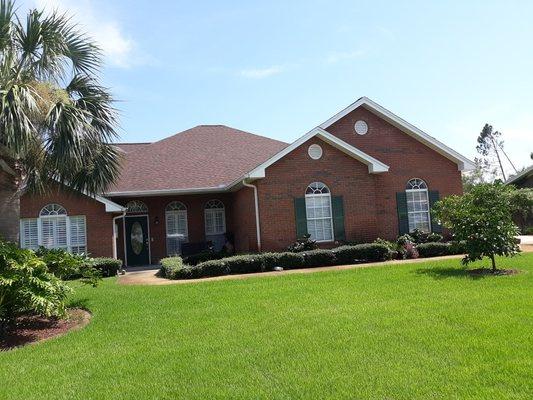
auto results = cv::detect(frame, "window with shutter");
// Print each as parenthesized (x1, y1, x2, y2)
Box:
(166, 201, 188, 256)
(405, 178, 431, 232)
(305, 182, 334, 242)
(204, 200, 226, 235)
(69, 216, 87, 254)
(20, 219, 39, 250)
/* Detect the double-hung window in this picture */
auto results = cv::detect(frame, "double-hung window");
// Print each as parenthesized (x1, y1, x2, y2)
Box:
(305, 182, 334, 242)
(204, 200, 226, 235)
(405, 178, 431, 232)
(165, 201, 188, 255)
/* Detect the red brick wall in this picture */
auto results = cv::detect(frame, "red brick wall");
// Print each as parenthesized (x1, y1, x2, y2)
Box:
(255, 106, 463, 251)
(231, 187, 257, 253)
(109, 194, 235, 263)
(20, 187, 116, 257)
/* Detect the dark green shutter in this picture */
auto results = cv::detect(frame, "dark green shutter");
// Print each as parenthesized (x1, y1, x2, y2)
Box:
(428, 191, 442, 233)
(331, 196, 346, 241)
(396, 192, 409, 235)
(294, 197, 308, 238)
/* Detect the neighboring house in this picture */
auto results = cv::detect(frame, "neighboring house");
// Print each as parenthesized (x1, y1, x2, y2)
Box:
(506, 165, 533, 232)
(19, 97, 474, 266)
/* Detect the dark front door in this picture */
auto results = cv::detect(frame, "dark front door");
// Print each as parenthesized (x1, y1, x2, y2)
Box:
(125, 216, 150, 266)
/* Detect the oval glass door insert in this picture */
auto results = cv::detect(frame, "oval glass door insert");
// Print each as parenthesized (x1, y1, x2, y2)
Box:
(131, 221, 144, 255)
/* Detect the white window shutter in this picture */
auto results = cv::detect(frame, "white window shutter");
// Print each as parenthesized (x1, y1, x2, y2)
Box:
(20, 219, 38, 249)
(69, 216, 87, 254)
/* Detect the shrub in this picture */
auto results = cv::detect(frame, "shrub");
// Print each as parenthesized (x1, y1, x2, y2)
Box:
(89, 257, 122, 277)
(160, 257, 189, 279)
(416, 242, 451, 258)
(434, 182, 522, 271)
(333, 245, 361, 265)
(427, 232, 444, 243)
(183, 250, 224, 266)
(262, 252, 306, 270)
(397, 234, 414, 246)
(224, 255, 264, 274)
(410, 229, 430, 244)
(36, 247, 101, 286)
(0, 241, 72, 331)
(403, 243, 419, 259)
(448, 240, 467, 255)
(525, 227, 533, 235)
(301, 249, 337, 267)
(35, 247, 85, 280)
(195, 259, 230, 278)
(287, 234, 318, 253)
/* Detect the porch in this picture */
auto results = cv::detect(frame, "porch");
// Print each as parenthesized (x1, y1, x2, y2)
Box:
(111, 191, 257, 266)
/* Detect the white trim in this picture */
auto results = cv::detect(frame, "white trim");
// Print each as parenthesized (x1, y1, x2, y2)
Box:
(106, 186, 227, 197)
(506, 165, 533, 185)
(245, 127, 389, 178)
(93, 194, 125, 212)
(318, 97, 475, 171)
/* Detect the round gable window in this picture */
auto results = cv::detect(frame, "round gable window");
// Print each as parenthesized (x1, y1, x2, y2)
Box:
(354, 120, 368, 135)
(308, 144, 323, 160)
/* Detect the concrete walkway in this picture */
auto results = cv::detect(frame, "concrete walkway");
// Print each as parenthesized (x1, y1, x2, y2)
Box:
(118, 238, 533, 286)
(118, 254, 465, 286)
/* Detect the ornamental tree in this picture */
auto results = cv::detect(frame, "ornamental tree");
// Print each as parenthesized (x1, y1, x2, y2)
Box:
(433, 183, 522, 272)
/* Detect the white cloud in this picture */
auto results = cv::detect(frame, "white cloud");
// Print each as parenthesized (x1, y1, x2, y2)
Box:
(326, 49, 365, 64)
(240, 65, 284, 79)
(30, 0, 144, 68)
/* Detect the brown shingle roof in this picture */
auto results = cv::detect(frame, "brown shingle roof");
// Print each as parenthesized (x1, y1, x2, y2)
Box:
(114, 142, 152, 153)
(108, 125, 288, 194)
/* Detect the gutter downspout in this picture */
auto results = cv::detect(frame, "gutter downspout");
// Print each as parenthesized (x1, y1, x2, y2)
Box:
(112, 210, 127, 269)
(242, 179, 261, 252)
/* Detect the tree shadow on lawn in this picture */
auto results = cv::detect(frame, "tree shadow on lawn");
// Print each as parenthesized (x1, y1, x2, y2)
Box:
(415, 266, 487, 280)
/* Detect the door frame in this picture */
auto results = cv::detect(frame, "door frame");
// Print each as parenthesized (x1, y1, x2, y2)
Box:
(125, 214, 151, 266)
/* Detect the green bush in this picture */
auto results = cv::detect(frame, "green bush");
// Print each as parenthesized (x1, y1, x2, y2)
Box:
(525, 227, 533, 235)
(416, 242, 451, 258)
(90, 257, 122, 277)
(301, 249, 337, 267)
(332, 245, 361, 265)
(195, 259, 230, 277)
(223, 255, 264, 274)
(0, 241, 72, 330)
(397, 234, 414, 246)
(36, 247, 101, 286)
(35, 247, 85, 280)
(160, 257, 187, 279)
(183, 250, 224, 266)
(427, 232, 444, 243)
(287, 234, 318, 252)
(448, 240, 467, 255)
(353, 243, 391, 262)
(262, 252, 305, 270)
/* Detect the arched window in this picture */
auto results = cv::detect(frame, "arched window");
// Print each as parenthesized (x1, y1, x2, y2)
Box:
(126, 200, 148, 213)
(405, 178, 431, 232)
(20, 204, 87, 254)
(204, 200, 226, 236)
(165, 201, 188, 256)
(305, 182, 334, 242)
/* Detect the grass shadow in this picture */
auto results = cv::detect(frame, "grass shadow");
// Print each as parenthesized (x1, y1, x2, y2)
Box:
(415, 267, 487, 280)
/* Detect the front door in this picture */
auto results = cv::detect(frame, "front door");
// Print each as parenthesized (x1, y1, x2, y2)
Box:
(125, 216, 150, 266)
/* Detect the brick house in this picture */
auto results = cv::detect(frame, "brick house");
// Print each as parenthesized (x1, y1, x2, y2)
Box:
(18, 97, 474, 266)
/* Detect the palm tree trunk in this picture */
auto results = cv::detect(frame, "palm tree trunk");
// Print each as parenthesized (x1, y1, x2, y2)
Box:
(0, 168, 20, 243)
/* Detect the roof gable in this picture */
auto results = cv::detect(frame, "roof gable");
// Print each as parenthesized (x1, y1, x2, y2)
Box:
(319, 97, 474, 171)
(245, 127, 389, 179)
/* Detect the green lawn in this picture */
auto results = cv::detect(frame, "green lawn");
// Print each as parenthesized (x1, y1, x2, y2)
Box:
(1, 254, 532, 399)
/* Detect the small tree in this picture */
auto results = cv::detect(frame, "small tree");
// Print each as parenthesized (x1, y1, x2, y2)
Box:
(434, 183, 521, 272)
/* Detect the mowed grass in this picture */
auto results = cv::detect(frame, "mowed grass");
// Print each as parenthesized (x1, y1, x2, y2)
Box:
(1, 254, 532, 400)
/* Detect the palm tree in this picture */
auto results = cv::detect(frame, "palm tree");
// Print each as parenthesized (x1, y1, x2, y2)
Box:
(0, 0, 121, 242)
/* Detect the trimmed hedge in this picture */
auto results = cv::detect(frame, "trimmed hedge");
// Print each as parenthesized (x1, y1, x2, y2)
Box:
(90, 257, 122, 277)
(301, 249, 337, 268)
(183, 250, 224, 266)
(416, 242, 450, 258)
(333, 243, 391, 264)
(262, 252, 305, 271)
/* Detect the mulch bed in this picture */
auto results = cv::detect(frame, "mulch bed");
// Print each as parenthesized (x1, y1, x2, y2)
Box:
(0, 308, 91, 351)
(469, 268, 520, 276)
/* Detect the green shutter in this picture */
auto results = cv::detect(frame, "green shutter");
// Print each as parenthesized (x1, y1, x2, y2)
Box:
(294, 197, 308, 238)
(396, 192, 409, 235)
(428, 190, 442, 233)
(331, 196, 346, 241)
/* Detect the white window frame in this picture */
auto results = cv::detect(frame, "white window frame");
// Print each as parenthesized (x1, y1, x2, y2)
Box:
(19, 204, 87, 254)
(165, 201, 188, 256)
(204, 200, 226, 236)
(405, 178, 432, 233)
(305, 182, 334, 242)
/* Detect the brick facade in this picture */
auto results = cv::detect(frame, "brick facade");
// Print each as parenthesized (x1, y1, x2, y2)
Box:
(17, 105, 465, 261)
(20, 187, 116, 258)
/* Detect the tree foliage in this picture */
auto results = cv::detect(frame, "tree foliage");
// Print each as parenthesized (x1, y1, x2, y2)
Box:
(0, 0, 121, 195)
(434, 183, 522, 271)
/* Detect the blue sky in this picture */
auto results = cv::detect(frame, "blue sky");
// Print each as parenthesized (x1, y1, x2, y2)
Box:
(27, 0, 533, 174)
